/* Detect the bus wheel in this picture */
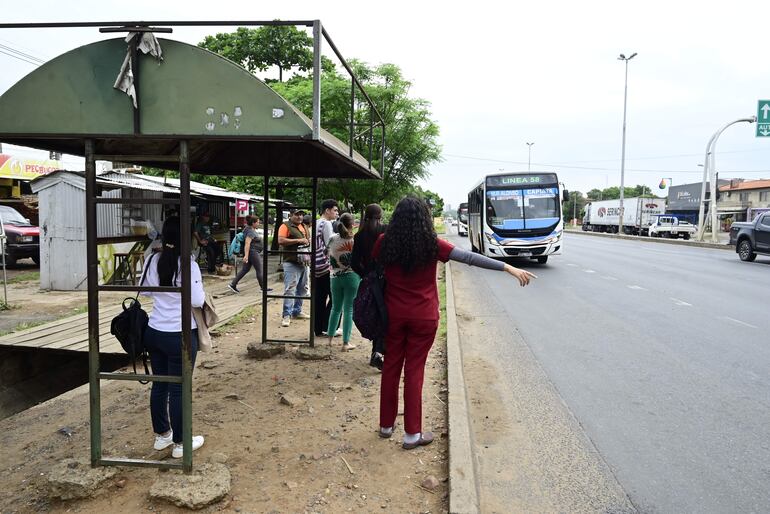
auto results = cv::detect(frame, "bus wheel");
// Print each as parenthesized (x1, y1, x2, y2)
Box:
(536, 256, 548, 264)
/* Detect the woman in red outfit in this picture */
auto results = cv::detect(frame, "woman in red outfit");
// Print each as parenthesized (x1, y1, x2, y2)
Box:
(374, 197, 536, 449)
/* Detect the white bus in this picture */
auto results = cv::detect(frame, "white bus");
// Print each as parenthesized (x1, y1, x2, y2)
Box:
(457, 202, 468, 236)
(467, 172, 568, 264)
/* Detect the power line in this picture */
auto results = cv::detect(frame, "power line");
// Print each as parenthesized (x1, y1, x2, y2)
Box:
(0, 47, 41, 66)
(0, 42, 45, 64)
(442, 153, 770, 174)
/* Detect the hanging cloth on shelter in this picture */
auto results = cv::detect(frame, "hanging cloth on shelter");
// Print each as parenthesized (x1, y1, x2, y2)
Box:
(113, 32, 164, 108)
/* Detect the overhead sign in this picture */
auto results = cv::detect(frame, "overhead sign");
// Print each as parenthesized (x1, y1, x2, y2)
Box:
(486, 173, 558, 187)
(757, 100, 770, 137)
(0, 154, 61, 180)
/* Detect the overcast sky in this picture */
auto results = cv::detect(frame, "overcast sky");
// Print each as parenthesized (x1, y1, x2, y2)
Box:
(2, 0, 770, 210)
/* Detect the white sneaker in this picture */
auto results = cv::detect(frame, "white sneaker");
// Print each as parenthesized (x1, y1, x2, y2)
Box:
(293, 312, 311, 320)
(281, 316, 291, 327)
(171, 435, 205, 458)
(153, 431, 173, 451)
(322, 328, 343, 337)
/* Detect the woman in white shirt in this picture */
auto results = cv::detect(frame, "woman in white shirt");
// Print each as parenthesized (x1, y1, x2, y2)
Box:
(140, 217, 206, 459)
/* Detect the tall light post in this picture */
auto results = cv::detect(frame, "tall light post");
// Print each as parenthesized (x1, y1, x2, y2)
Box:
(526, 142, 535, 171)
(617, 52, 637, 235)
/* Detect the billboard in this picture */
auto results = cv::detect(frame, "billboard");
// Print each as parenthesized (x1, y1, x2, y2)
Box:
(0, 154, 61, 181)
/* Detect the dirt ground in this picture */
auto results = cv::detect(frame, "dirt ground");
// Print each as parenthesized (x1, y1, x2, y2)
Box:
(0, 273, 449, 513)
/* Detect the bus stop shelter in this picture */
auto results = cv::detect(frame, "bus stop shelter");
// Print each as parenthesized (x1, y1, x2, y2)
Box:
(0, 20, 383, 473)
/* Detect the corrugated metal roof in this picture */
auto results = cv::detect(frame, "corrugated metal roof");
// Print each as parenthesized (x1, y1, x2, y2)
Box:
(97, 171, 183, 194)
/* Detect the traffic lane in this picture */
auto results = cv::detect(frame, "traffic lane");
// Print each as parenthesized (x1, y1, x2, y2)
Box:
(562, 234, 769, 332)
(461, 236, 770, 512)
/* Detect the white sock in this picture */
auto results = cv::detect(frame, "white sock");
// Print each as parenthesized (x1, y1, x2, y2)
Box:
(380, 426, 393, 436)
(403, 432, 421, 444)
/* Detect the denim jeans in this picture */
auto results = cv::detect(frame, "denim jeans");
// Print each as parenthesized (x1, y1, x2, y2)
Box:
(282, 261, 308, 318)
(144, 326, 199, 443)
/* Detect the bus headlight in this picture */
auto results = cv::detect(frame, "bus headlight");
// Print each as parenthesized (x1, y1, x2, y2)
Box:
(485, 233, 497, 244)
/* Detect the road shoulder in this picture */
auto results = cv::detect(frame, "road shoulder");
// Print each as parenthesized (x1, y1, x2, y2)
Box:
(448, 262, 636, 513)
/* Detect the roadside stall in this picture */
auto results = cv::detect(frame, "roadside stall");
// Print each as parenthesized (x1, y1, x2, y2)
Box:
(0, 20, 383, 473)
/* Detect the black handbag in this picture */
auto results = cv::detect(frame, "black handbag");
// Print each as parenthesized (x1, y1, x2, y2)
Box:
(110, 254, 155, 383)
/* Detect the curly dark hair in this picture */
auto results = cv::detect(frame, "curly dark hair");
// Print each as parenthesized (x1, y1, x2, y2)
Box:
(380, 196, 437, 272)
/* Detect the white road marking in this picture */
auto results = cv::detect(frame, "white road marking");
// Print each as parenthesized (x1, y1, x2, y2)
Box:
(627, 285, 647, 290)
(583, 269, 596, 274)
(719, 316, 758, 329)
(602, 276, 618, 281)
(670, 297, 692, 306)
(567, 263, 578, 267)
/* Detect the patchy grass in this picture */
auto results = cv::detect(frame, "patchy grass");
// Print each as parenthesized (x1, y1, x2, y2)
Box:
(0, 319, 48, 337)
(215, 304, 257, 332)
(7, 271, 40, 284)
(434, 218, 447, 235)
(438, 263, 447, 341)
(0, 300, 19, 311)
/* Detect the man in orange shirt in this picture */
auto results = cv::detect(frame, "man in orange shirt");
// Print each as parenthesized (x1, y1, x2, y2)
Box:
(277, 209, 310, 327)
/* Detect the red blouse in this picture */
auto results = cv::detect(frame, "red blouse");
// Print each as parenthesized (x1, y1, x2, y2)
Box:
(373, 235, 454, 321)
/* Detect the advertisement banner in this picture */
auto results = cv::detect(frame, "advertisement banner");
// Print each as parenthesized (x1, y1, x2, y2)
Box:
(0, 154, 61, 180)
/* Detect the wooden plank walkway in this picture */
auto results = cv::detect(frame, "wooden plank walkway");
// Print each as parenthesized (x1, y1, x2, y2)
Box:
(0, 290, 259, 355)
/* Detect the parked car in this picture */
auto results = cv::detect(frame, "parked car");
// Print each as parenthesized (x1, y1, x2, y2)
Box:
(729, 212, 770, 262)
(0, 205, 40, 267)
(648, 215, 697, 239)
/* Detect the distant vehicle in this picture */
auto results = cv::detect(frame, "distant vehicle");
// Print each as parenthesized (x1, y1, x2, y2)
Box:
(451, 219, 458, 227)
(457, 203, 468, 236)
(467, 172, 568, 264)
(729, 212, 770, 262)
(648, 215, 697, 240)
(582, 197, 665, 236)
(0, 205, 40, 267)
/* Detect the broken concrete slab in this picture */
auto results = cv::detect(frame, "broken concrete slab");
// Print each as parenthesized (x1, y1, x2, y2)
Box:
(246, 342, 286, 360)
(48, 458, 117, 500)
(295, 347, 332, 361)
(149, 462, 231, 510)
(279, 393, 305, 408)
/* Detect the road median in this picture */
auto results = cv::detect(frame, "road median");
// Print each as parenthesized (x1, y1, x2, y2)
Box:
(566, 227, 733, 250)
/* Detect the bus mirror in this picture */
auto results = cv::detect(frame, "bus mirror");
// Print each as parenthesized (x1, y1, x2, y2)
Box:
(562, 190, 570, 202)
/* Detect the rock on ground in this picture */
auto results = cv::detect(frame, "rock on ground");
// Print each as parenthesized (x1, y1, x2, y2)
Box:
(48, 458, 117, 500)
(295, 347, 332, 361)
(279, 394, 305, 408)
(149, 463, 231, 510)
(246, 342, 286, 360)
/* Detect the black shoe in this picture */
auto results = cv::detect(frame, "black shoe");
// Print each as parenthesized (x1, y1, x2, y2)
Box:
(228, 284, 240, 294)
(369, 351, 383, 371)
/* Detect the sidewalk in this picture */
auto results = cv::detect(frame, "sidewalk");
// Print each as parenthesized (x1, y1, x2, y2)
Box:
(0, 271, 450, 513)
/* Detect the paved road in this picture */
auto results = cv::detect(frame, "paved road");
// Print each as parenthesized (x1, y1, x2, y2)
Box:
(448, 228, 770, 513)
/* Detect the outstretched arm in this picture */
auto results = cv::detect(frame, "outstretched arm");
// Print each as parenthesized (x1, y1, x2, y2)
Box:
(448, 247, 536, 286)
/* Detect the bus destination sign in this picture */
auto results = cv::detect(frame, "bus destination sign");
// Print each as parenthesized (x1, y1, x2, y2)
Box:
(486, 173, 558, 187)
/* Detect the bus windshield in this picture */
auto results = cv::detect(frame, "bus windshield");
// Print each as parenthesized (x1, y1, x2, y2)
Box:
(486, 187, 559, 230)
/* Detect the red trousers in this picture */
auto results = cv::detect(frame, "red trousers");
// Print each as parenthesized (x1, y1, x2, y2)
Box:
(379, 317, 439, 434)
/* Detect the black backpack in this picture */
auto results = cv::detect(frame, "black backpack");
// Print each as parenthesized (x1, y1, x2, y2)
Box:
(110, 254, 155, 382)
(353, 261, 388, 341)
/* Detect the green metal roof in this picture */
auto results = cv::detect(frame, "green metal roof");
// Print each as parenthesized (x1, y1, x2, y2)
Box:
(0, 37, 378, 179)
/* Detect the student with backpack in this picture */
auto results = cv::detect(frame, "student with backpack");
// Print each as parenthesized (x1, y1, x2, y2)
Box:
(374, 197, 536, 449)
(228, 215, 269, 294)
(314, 199, 340, 337)
(139, 217, 207, 458)
(351, 203, 387, 370)
(325, 213, 360, 351)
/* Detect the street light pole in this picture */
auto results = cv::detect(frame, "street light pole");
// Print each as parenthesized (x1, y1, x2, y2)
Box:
(526, 142, 534, 171)
(696, 116, 756, 241)
(617, 52, 637, 235)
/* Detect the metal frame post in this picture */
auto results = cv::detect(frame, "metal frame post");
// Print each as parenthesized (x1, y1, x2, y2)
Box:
(85, 139, 102, 467)
(312, 20, 322, 140)
(262, 177, 270, 346)
(178, 140, 193, 472)
(309, 177, 317, 348)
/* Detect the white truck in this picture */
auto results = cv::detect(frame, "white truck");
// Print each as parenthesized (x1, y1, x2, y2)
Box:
(582, 197, 666, 236)
(647, 215, 697, 240)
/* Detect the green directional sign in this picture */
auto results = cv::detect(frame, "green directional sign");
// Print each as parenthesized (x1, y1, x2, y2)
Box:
(757, 100, 770, 137)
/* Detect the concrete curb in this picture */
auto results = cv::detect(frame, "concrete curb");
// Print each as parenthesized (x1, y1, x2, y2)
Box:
(445, 262, 480, 514)
(566, 228, 734, 251)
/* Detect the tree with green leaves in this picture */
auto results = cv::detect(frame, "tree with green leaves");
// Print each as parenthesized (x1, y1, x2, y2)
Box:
(272, 61, 442, 215)
(586, 185, 656, 201)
